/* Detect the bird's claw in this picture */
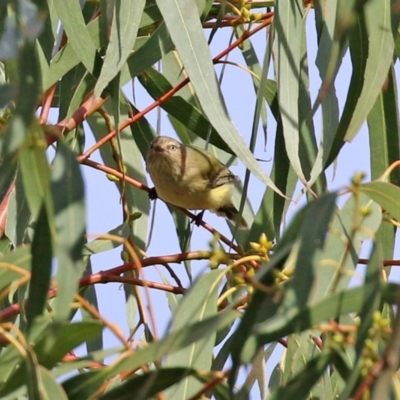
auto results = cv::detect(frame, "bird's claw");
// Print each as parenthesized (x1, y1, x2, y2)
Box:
(192, 210, 205, 227)
(149, 187, 158, 200)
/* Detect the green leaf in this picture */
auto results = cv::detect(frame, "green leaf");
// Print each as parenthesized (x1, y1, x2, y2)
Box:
(338, 244, 382, 399)
(122, 22, 175, 84)
(252, 282, 400, 348)
(298, 10, 327, 194)
(231, 191, 381, 383)
(51, 141, 86, 322)
(138, 67, 233, 154)
(249, 112, 293, 242)
(53, 0, 101, 76)
(306, 192, 381, 302)
(43, 17, 99, 91)
(164, 269, 225, 399)
(25, 349, 43, 400)
(168, 207, 192, 274)
(58, 63, 88, 122)
(35, 321, 104, 369)
(155, 0, 284, 194)
(0, 84, 14, 108)
(235, 347, 268, 400)
(0, 321, 104, 397)
(19, 122, 53, 222)
(126, 101, 157, 156)
(98, 368, 199, 400)
(53, 347, 124, 378)
(229, 245, 292, 388)
(0, 154, 17, 216)
(5, 169, 31, 247)
(39, 367, 68, 400)
(367, 66, 400, 184)
(343, 0, 394, 143)
(94, 0, 146, 97)
(62, 71, 98, 123)
(235, 23, 268, 147)
(88, 95, 150, 250)
(288, 192, 337, 308)
(37, 6, 56, 66)
(26, 204, 52, 331)
(355, 244, 382, 354)
(60, 309, 238, 398)
(268, 350, 333, 400)
(326, 1, 394, 166)
(80, 258, 104, 354)
(361, 181, 400, 222)
(83, 223, 130, 255)
(138, 2, 163, 34)
(274, 0, 305, 181)
(1, 41, 41, 155)
(43, 2, 158, 90)
(310, 0, 340, 183)
(0, 245, 31, 294)
(280, 332, 332, 400)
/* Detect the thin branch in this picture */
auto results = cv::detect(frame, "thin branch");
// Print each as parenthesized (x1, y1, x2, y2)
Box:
(39, 84, 57, 124)
(186, 369, 231, 400)
(90, 275, 186, 294)
(76, 14, 274, 162)
(79, 159, 245, 252)
(0, 182, 15, 237)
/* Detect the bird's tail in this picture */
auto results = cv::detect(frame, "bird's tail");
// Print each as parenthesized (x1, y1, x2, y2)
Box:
(215, 205, 248, 230)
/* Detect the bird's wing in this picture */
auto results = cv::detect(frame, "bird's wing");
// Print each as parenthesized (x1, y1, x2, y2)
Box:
(211, 167, 238, 188)
(185, 144, 237, 188)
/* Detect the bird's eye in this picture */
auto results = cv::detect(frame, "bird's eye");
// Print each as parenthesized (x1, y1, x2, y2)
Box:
(169, 145, 176, 150)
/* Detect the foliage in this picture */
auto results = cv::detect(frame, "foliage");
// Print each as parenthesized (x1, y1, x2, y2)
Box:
(0, 0, 400, 399)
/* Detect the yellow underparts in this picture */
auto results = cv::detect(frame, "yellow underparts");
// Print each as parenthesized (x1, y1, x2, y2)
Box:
(155, 180, 233, 211)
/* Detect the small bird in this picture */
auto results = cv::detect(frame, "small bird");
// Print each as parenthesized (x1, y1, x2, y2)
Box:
(146, 136, 248, 229)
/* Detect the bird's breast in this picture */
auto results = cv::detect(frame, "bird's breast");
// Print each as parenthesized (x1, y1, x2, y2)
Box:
(147, 159, 233, 210)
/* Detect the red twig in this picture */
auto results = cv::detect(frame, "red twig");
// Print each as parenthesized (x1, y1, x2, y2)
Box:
(77, 13, 274, 162)
(39, 84, 57, 124)
(63, 352, 105, 368)
(358, 258, 400, 267)
(79, 159, 244, 252)
(0, 182, 15, 237)
(352, 360, 385, 400)
(0, 251, 238, 322)
(186, 369, 231, 400)
(48, 96, 107, 146)
(202, 12, 273, 28)
(82, 275, 186, 295)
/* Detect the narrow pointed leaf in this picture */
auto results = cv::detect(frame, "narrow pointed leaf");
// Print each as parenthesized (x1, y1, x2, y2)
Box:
(53, 0, 100, 75)
(94, 0, 146, 97)
(51, 142, 86, 322)
(164, 269, 225, 399)
(361, 181, 400, 222)
(367, 66, 400, 183)
(274, 0, 305, 181)
(344, 0, 393, 142)
(98, 368, 199, 400)
(268, 351, 333, 400)
(60, 310, 238, 398)
(0, 245, 31, 295)
(26, 205, 52, 330)
(138, 67, 232, 154)
(155, 0, 285, 194)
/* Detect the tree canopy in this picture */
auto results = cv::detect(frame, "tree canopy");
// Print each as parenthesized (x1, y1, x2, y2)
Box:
(1, 0, 400, 399)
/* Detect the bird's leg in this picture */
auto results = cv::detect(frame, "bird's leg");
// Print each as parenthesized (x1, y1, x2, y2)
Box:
(192, 210, 205, 226)
(148, 187, 158, 200)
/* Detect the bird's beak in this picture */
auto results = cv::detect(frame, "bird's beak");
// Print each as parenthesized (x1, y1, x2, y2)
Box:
(152, 144, 164, 153)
